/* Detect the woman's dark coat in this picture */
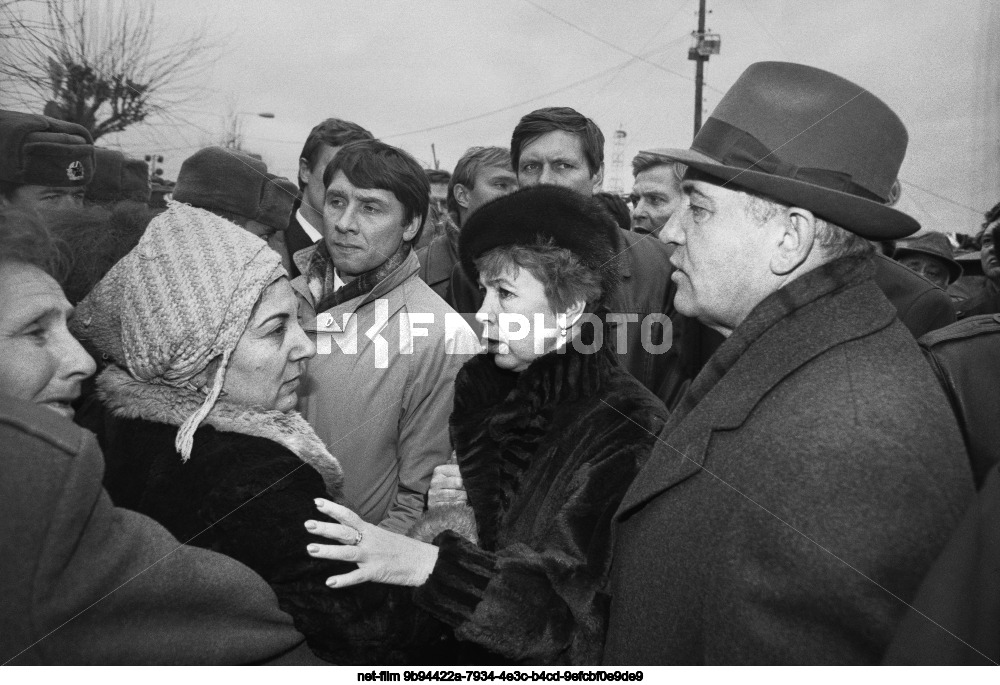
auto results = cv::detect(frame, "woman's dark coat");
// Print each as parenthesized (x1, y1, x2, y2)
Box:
(91, 366, 444, 665)
(411, 343, 669, 665)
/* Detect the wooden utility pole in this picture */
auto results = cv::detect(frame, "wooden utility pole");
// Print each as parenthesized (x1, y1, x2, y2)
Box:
(688, 0, 720, 138)
(693, 0, 707, 137)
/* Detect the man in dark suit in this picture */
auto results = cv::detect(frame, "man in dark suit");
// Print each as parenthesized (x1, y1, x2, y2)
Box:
(286, 118, 374, 278)
(604, 62, 973, 665)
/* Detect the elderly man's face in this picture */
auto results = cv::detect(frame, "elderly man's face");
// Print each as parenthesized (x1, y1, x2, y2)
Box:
(661, 178, 777, 335)
(897, 253, 951, 290)
(630, 164, 683, 235)
(517, 130, 601, 197)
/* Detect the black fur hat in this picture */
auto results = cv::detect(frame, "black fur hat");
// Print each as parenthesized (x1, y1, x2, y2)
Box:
(459, 185, 622, 303)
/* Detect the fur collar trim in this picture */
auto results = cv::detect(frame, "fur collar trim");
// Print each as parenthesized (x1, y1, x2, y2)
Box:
(96, 365, 344, 497)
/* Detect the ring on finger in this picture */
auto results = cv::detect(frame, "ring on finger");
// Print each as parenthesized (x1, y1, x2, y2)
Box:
(351, 528, 363, 546)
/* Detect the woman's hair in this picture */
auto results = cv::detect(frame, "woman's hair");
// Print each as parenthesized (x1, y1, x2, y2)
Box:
(0, 208, 60, 275)
(475, 236, 603, 313)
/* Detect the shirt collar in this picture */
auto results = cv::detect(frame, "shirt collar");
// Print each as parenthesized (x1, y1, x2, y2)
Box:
(296, 208, 323, 243)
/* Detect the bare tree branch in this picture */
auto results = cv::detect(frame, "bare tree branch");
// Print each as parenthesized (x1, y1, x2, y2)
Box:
(0, 0, 219, 140)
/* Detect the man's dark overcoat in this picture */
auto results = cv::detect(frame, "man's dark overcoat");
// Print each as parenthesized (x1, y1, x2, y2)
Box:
(604, 256, 975, 665)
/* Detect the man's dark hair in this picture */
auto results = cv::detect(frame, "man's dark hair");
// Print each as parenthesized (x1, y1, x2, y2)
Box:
(298, 118, 374, 190)
(323, 140, 430, 243)
(425, 169, 451, 185)
(447, 146, 512, 217)
(510, 107, 604, 177)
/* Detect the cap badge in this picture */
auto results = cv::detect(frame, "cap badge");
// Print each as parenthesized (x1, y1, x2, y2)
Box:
(67, 160, 85, 181)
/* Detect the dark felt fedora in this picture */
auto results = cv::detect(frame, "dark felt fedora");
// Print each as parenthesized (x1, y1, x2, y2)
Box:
(644, 61, 919, 240)
(894, 232, 962, 284)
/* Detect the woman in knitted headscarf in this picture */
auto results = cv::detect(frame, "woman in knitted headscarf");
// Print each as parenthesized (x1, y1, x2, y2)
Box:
(71, 201, 441, 664)
(305, 186, 670, 665)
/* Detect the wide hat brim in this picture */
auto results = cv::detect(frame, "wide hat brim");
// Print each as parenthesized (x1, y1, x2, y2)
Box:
(649, 146, 919, 240)
(644, 61, 921, 241)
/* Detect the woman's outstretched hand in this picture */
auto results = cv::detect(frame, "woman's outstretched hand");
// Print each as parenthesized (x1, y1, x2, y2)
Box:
(305, 499, 439, 588)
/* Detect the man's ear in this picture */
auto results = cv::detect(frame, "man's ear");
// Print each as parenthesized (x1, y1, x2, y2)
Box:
(298, 157, 311, 188)
(771, 206, 816, 276)
(453, 183, 471, 211)
(591, 164, 605, 194)
(402, 213, 422, 243)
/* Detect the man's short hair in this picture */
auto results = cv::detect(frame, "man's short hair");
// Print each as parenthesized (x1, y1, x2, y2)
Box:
(298, 118, 374, 190)
(323, 139, 430, 238)
(743, 192, 874, 261)
(631, 151, 676, 177)
(447, 146, 512, 216)
(510, 107, 604, 177)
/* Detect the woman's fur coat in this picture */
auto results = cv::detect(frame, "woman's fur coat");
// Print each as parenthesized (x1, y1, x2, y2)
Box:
(410, 344, 669, 665)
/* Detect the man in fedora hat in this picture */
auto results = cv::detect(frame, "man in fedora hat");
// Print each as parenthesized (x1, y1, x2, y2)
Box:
(603, 62, 973, 665)
(893, 232, 963, 290)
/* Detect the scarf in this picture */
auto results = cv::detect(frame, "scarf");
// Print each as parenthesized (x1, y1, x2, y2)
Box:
(304, 239, 411, 312)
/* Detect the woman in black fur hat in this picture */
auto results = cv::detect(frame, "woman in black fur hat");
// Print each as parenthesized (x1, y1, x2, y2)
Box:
(307, 185, 669, 665)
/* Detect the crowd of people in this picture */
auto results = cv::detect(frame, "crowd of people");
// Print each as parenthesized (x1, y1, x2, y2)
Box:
(1, 59, 998, 666)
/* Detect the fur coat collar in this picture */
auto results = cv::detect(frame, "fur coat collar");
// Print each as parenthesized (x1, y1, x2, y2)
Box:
(96, 365, 344, 496)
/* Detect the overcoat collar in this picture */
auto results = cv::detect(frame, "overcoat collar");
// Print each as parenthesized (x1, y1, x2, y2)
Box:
(616, 255, 897, 519)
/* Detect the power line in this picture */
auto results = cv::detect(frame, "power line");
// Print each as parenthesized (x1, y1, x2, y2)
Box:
(901, 179, 987, 216)
(522, 0, 724, 95)
(381, 52, 660, 140)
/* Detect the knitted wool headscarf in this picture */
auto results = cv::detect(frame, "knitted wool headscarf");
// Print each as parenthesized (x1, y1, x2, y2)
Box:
(73, 200, 285, 460)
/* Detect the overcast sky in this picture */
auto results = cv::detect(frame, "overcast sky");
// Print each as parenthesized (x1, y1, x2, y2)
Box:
(73, 1, 1000, 234)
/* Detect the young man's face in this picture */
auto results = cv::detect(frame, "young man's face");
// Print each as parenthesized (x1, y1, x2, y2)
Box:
(322, 170, 419, 282)
(299, 144, 342, 225)
(630, 164, 683, 236)
(458, 166, 518, 222)
(516, 130, 601, 197)
(980, 223, 1000, 282)
(0, 185, 85, 211)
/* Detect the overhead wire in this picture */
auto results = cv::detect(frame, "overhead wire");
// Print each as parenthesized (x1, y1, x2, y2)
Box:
(521, 0, 725, 95)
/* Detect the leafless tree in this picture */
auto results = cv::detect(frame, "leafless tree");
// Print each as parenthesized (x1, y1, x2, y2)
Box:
(0, 0, 217, 140)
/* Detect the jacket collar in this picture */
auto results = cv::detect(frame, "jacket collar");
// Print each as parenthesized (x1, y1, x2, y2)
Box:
(96, 365, 344, 496)
(617, 255, 897, 518)
(294, 250, 421, 319)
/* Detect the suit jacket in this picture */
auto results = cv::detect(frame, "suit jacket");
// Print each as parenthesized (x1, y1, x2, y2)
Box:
(604, 256, 974, 665)
(0, 391, 310, 665)
(416, 231, 459, 304)
(285, 202, 319, 279)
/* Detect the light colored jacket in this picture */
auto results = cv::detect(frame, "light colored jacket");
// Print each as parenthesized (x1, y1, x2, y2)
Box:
(292, 249, 479, 534)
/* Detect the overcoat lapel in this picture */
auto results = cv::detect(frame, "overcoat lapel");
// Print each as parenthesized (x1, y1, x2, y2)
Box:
(617, 264, 898, 519)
